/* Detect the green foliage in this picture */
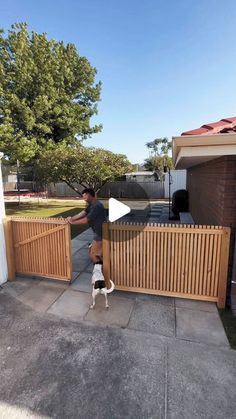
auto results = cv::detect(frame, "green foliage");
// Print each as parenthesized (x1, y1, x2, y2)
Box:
(0, 23, 102, 163)
(144, 155, 174, 172)
(35, 145, 132, 194)
(144, 137, 173, 172)
(145, 137, 171, 156)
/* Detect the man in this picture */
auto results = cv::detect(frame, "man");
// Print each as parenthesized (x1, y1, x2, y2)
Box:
(68, 188, 106, 263)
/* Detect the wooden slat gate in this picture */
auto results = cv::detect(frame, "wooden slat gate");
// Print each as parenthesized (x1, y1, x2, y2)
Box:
(102, 222, 230, 308)
(4, 217, 72, 281)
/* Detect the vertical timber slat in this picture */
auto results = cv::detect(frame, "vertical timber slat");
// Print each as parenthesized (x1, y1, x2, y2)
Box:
(102, 222, 111, 289)
(217, 227, 230, 308)
(3, 218, 15, 281)
(106, 222, 230, 305)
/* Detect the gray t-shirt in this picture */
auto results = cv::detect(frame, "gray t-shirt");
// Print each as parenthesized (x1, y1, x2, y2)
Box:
(85, 200, 106, 241)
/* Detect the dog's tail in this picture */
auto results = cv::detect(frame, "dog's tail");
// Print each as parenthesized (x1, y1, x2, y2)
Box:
(106, 280, 115, 294)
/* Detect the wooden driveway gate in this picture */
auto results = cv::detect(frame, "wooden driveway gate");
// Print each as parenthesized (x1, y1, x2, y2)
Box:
(4, 217, 72, 281)
(102, 222, 230, 308)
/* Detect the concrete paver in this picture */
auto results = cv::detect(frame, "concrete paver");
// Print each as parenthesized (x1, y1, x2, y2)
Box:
(0, 292, 167, 419)
(114, 290, 175, 305)
(175, 297, 218, 312)
(167, 338, 236, 419)
(85, 295, 135, 327)
(75, 228, 94, 241)
(17, 283, 65, 312)
(38, 279, 69, 289)
(72, 257, 90, 272)
(71, 239, 88, 252)
(8, 276, 42, 286)
(176, 307, 229, 347)
(128, 299, 175, 337)
(72, 252, 90, 262)
(1, 290, 236, 419)
(72, 271, 80, 281)
(136, 292, 175, 306)
(70, 272, 92, 293)
(1, 280, 32, 298)
(47, 289, 91, 320)
(84, 263, 94, 273)
(74, 247, 91, 259)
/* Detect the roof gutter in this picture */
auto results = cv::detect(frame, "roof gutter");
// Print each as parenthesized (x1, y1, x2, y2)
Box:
(172, 132, 236, 165)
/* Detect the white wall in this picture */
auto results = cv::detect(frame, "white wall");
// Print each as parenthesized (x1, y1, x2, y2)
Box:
(164, 170, 186, 198)
(0, 153, 8, 284)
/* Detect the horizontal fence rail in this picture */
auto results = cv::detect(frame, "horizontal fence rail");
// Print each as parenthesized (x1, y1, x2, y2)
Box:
(4, 217, 72, 281)
(102, 222, 230, 308)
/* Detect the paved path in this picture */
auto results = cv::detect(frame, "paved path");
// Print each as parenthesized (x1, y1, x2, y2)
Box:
(0, 228, 236, 418)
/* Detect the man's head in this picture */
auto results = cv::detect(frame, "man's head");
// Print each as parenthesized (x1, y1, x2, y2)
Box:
(82, 188, 96, 204)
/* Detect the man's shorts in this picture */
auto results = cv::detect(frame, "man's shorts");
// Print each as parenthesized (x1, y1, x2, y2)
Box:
(90, 240, 103, 259)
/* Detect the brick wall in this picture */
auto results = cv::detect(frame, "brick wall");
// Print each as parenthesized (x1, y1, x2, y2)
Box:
(187, 156, 236, 280)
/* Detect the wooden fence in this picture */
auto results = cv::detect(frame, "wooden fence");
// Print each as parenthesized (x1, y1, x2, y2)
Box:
(4, 217, 72, 281)
(102, 222, 230, 308)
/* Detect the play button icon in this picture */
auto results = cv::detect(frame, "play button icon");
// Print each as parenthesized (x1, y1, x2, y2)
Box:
(108, 198, 131, 222)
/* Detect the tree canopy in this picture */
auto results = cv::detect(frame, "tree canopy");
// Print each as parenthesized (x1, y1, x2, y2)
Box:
(35, 145, 132, 194)
(0, 23, 102, 163)
(144, 137, 173, 172)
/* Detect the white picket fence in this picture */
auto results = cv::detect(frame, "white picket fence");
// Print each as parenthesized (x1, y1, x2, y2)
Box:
(164, 170, 186, 198)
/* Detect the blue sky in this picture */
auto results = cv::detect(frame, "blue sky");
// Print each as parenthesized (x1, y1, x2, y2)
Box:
(1, 0, 236, 163)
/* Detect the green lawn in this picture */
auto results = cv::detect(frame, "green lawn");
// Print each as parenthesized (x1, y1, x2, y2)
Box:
(5, 201, 87, 239)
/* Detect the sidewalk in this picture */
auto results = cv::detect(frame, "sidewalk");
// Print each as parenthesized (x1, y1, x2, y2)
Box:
(1, 227, 236, 418)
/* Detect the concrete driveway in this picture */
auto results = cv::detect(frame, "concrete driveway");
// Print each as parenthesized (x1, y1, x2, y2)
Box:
(1, 286, 236, 419)
(0, 228, 236, 418)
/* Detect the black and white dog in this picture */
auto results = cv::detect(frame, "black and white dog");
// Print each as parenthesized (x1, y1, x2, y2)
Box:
(90, 261, 115, 309)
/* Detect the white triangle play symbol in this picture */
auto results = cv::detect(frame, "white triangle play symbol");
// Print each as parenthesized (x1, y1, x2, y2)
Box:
(108, 198, 131, 222)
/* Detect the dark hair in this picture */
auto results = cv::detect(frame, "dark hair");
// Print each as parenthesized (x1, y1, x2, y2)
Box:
(82, 188, 95, 197)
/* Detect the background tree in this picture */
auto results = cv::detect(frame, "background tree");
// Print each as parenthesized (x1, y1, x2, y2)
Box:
(35, 145, 132, 194)
(146, 137, 171, 156)
(0, 23, 102, 163)
(144, 137, 173, 173)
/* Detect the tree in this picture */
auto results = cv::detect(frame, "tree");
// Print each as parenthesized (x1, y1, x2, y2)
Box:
(145, 137, 171, 157)
(144, 137, 173, 172)
(0, 23, 102, 163)
(35, 145, 132, 194)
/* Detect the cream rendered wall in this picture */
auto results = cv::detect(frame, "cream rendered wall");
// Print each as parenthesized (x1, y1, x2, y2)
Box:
(164, 169, 186, 198)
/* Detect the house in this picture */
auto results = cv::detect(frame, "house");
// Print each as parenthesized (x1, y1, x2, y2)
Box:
(3, 163, 35, 194)
(124, 171, 161, 182)
(172, 116, 236, 310)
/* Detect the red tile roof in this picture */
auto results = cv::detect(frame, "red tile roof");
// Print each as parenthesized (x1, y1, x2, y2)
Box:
(181, 117, 236, 136)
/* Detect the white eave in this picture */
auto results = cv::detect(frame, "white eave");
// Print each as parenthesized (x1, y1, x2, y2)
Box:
(172, 133, 236, 169)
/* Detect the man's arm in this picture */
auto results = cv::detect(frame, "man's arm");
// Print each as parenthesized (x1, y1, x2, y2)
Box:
(69, 205, 97, 225)
(67, 210, 88, 224)
(70, 210, 87, 221)
(68, 216, 89, 225)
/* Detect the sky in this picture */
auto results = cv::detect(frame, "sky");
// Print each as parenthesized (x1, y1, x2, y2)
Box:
(1, 0, 236, 163)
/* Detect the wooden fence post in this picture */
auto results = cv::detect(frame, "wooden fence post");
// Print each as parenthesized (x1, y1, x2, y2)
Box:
(217, 227, 231, 309)
(102, 222, 111, 289)
(65, 223, 72, 281)
(3, 217, 15, 281)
